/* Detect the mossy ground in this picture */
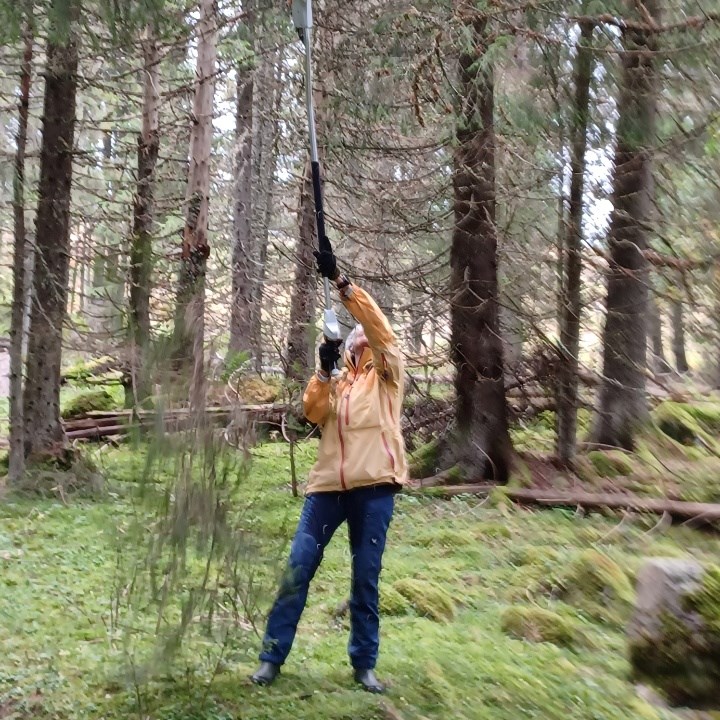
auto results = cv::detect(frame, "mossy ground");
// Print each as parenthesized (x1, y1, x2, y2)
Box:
(3, 441, 720, 719)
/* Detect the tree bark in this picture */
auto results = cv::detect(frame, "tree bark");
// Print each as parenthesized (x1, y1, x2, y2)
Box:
(173, 0, 218, 411)
(129, 26, 160, 407)
(556, 20, 593, 465)
(591, 1, 660, 449)
(23, 3, 79, 459)
(286, 159, 318, 381)
(8, 25, 33, 483)
(448, 12, 511, 483)
(229, 10, 255, 357)
(671, 297, 689, 373)
(251, 47, 283, 371)
(648, 294, 672, 374)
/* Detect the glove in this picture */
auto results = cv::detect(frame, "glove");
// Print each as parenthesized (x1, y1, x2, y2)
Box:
(314, 247, 339, 280)
(319, 339, 342, 374)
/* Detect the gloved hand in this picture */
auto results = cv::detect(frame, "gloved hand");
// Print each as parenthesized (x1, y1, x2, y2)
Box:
(319, 339, 342, 374)
(314, 246, 339, 280)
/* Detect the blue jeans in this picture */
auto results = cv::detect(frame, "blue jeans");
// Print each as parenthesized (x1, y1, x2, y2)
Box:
(259, 485, 396, 670)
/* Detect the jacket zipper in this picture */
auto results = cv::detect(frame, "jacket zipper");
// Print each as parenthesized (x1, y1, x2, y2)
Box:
(337, 394, 347, 490)
(338, 370, 358, 490)
(381, 431, 396, 471)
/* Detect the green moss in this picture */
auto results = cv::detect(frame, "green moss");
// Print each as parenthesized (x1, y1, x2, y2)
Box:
(229, 375, 280, 403)
(61, 389, 118, 420)
(380, 585, 411, 616)
(412, 526, 476, 548)
(630, 608, 720, 707)
(501, 605, 581, 647)
(507, 456, 533, 489)
(587, 450, 634, 478)
(556, 550, 634, 626)
(687, 565, 720, 634)
(62, 355, 117, 383)
(392, 578, 455, 622)
(476, 521, 513, 539)
(487, 486, 511, 508)
(652, 401, 720, 454)
(683, 403, 720, 432)
(678, 460, 720, 504)
(508, 545, 560, 568)
(408, 438, 442, 479)
(4, 440, 720, 720)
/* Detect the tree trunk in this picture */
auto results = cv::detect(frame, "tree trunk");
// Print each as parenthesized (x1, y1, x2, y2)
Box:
(648, 294, 672, 374)
(286, 159, 318, 381)
(671, 298, 689, 373)
(173, 0, 218, 411)
(228, 12, 255, 357)
(251, 47, 283, 371)
(556, 20, 593, 465)
(448, 13, 511, 483)
(128, 27, 160, 407)
(87, 131, 123, 337)
(8, 26, 33, 483)
(23, 4, 79, 459)
(591, 2, 660, 449)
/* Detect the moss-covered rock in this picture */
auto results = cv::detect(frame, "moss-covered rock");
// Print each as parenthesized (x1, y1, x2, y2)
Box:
(230, 376, 280, 404)
(508, 545, 560, 568)
(392, 578, 455, 622)
(678, 459, 720, 504)
(587, 450, 634, 478)
(408, 439, 442, 479)
(380, 585, 411, 616)
(61, 389, 117, 420)
(682, 403, 720, 433)
(501, 605, 581, 647)
(62, 355, 118, 383)
(652, 401, 720, 454)
(628, 559, 720, 708)
(689, 565, 720, 634)
(556, 549, 634, 626)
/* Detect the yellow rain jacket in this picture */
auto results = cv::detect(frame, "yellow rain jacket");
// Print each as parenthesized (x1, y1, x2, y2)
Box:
(302, 283, 408, 494)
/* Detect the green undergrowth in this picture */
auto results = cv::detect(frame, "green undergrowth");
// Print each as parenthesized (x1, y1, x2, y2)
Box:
(2, 440, 720, 720)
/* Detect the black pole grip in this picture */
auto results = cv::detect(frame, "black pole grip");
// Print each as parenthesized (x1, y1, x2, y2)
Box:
(311, 160, 330, 252)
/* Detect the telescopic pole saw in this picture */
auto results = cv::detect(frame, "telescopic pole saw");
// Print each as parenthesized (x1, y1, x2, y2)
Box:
(291, 0, 342, 354)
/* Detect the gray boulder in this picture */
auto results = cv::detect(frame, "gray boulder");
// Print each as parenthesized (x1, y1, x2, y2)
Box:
(627, 558, 720, 708)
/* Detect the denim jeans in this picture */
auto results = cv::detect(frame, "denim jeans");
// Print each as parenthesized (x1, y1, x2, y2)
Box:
(259, 484, 396, 670)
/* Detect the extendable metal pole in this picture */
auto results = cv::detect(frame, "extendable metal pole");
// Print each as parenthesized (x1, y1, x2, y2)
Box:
(301, 26, 332, 313)
(292, 0, 340, 347)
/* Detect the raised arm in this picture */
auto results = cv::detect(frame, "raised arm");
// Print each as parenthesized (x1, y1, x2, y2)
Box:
(339, 281, 403, 389)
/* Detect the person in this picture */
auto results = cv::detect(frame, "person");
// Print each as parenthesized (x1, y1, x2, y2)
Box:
(251, 249, 407, 693)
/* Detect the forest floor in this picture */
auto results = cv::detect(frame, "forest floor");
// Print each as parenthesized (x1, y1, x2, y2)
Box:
(1, 437, 720, 720)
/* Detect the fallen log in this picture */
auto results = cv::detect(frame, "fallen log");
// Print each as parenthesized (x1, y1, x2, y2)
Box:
(507, 489, 720, 524)
(413, 486, 720, 525)
(66, 424, 132, 440)
(59, 403, 289, 443)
